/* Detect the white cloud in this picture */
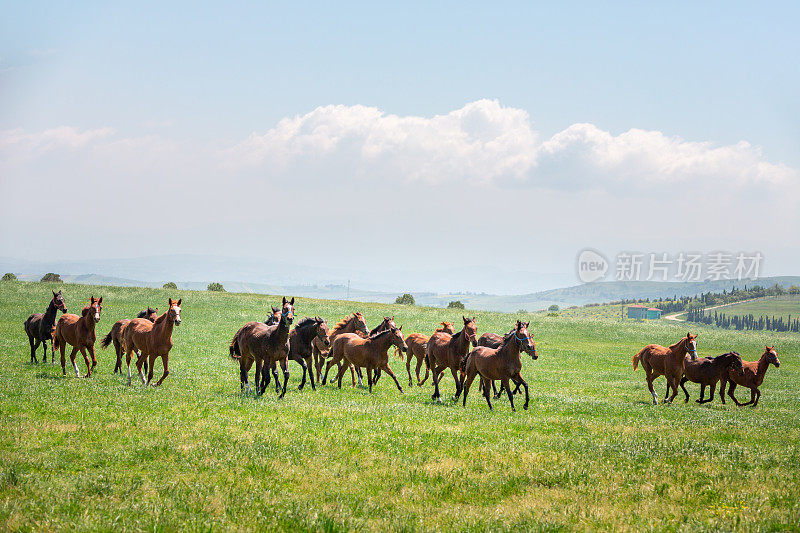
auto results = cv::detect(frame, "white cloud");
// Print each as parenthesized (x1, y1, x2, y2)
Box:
(0, 126, 115, 162)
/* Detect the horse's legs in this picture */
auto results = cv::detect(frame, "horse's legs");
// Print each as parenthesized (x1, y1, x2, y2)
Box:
(373, 367, 382, 386)
(69, 346, 80, 377)
(502, 378, 515, 412)
(261, 361, 271, 394)
(727, 382, 744, 406)
(305, 356, 316, 391)
(451, 367, 463, 399)
(366, 367, 373, 393)
(645, 369, 658, 405)
(336, 359, 352, 389)
(406, 351, 414, 387)
(154, 355, 170, 386)
(740, 387, 756, 407)
(461, 368, 477, 407)
(514, 374, 530, 410)
(60, 340, 67, 375)
(79, 347, 92, 377)
(752, 388, 761, 407)
(695, 383, 705, 403)
(381, 363, 404, 393)
(254, 358, 263, 394)
(114, 339, 122, 373)
(481, 377, 493, 410)
(679, 377, 690, 403)
(88, 345, 97, 372)
(239, 358, 250, 392)
(666, 374, 680, 403)
(700, 383, 716, 404)
(431, 364, 443, 401)
(278, 358, 289, 398)
(41, 339, 48, 363)
(28, 334, 39, 364)
(146, 353, 159, 385)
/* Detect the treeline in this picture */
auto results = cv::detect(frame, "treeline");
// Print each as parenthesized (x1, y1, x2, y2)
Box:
(610, 284, 799, 315)
(686, 308, 800, 333)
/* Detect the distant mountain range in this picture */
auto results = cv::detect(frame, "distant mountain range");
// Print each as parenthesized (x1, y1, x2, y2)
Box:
(3, 255, 797, 312)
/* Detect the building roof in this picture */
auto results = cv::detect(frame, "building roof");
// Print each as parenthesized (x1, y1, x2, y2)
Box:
(628, 304, 647, 308)
(647, 308, 661, 312)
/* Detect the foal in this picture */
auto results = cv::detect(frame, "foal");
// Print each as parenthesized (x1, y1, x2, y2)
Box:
(326, 326, 408, 393)
(122, 299, 182, 386)
(403, 322, 455, 387)
(265, 306, 281, 325)
(477, 328, 538, 398)
(54, 296, 102, 377)
(674, 352, 743, 404)
(632, 332, 698, 404)
(319, 312, 369, 386)
(102, 307, 158, 373)
(426, 316, 478, 401)
(462, 321, 536, 411)
(288, 316, 330, 391)
(24, 290, 67, 363)
(720, 346, 780, 407)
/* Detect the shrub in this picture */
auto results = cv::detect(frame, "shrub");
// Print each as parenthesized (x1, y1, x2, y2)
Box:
(548, 304, 560, 312)
(517, 309, 527, 314)
(546, 312, 559, 317)
(207, 282, 225, 292)
(163, 282, 178, 290)
(395, 293, 415, 305)
(40, 273, 62, 283)
(1, 273, 17, 282)
(788, 285, 800, 295)
(447, 300, 465, 309)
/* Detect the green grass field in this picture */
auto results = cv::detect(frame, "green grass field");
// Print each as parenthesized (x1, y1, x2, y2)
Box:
(712, 295, 800, 321)
(1, 281, 799, 531)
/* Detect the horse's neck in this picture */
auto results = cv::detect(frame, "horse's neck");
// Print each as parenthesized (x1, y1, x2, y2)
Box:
(370, 333, 393, 354)
(82, 312, 96, 333)
(43, 301, 58, 324)
(453, 330, 469, 355)
(296, 325, 314, 345)
(670, 339, 687, 359)
(755, 353, 771, 379)
(498, 338, 521, 362)
(276, 317, 291, 342)
(153, 315, 174, 343)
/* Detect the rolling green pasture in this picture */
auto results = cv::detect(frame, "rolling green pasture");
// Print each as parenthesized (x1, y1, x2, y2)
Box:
(556, 303, 625, 320)
(1, 281, 799, 531)
(713, 295, 800, 321)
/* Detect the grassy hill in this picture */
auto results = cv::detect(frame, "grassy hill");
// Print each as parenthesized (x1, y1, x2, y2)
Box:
(0, 281, 798, 530)
(709, 294, 800, 320)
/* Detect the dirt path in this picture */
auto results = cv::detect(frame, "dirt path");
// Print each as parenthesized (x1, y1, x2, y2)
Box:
(663, 297, 763, 322)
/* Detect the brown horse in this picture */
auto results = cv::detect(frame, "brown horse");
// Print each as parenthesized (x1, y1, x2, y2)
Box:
(229, 297, 295, 397)
(325, 326, 408, 393)
(632, 332, 698, 404)
(720, 347, 780, 407)
(673, 352, 743, 404)
(403, 322, 455, 387)
(476, 327, 539, 398)
(54, 296, 103, 377)
(265, 306, 281, 325)
(24, 290, 67, 364)
(122, 298, 182, 386)
(461, 321, 536, 411)
(319, 312, 369, 385)
(288, 316, 330, 391)
(426, 316, 478, 401)
(101, 307, 158, 373)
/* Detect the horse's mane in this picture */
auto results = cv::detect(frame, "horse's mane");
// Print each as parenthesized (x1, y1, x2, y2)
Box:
(80, 306, 91, 316)
(294, 316, 318, 331)
(668, 337, 688, 351)
(330, 314, 357, 335)
(153, 311, 169, 324)
(369, 318, 390, 336)
(369, 329, 392, 341)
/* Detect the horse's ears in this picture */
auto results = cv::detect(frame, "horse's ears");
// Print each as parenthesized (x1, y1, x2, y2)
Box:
(290, 297, 295, 305)
(53, 291, 58, 298)
(282, 297, 287, 305)
(272, 306, 279, 313)
(687, 331, 690, 338)
(462, 315, 468, 323)
(168, 298, 174, 306)
(90, 296, 96, 303)
(177, 298, 181, 306)
(98, 297, 102, 305)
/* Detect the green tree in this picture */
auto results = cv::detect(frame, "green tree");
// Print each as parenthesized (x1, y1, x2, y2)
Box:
(395, 293, 415, 305)
(447, 300, 465, 309)
(207, 282, 225, 292)
(40, 273, 62, 283)
(548, 304, 560, 312)
(163, 282, 178, 289)
(1, 273, 17, 282)
(788, 285, 800, 295)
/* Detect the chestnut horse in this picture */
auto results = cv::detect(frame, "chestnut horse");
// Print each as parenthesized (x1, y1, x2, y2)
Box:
(24, 290, 67, 364)
(720, 347, 780, 407)
(403, 322, 455, 387)
(54, 296, 103, 377)
(426, 316, 478, 401)
(288, 316, 330, 391)
(265, 306, 281, 325)
(101, 307, 158, 373)
(461, 321, 537, 411)
(325, 326, 408, 393)
(319, 312, 369, 385)
(672, 352, 743, 404)
(229, 297, 294, 397)
(122, 298, 182, 386)
(632, 332, 698, 404)
(476, 328, 539, 398)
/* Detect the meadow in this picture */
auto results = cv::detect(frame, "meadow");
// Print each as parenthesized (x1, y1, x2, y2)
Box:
(710, 294, 800, 321)
(0, 281, 799, 531)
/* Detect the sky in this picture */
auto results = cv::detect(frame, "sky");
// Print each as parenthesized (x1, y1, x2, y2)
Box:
(1, 2, 798, 290)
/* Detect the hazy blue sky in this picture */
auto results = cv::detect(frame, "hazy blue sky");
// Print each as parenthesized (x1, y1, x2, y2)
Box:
(1, 2, 798, 285)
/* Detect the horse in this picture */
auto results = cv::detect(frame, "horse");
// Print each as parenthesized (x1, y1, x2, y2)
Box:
(402, 322, 455, 387)
(426, 316, 478, 401)
(364, 316, 398, 385)
(476, 328, 539, 398)
(319, 312, 369, 386)
(265, 306, 281, 325)
(229, 297, 294, 397)
(24, 290, 67, 364)
(101, 307, 158, 374)
(461, 320, 537, 411)
(720, 347, 780, 407)
(325, 326, 408, 393)
(288, 316, 330, 391)
(122, 298, 182, 386)
(672, 352, 743, 404)
(54, 296, 102, 377)
(632, 332, 698, 404)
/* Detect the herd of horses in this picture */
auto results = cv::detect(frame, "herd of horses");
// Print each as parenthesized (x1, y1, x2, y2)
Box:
(23, 290, 782, 409)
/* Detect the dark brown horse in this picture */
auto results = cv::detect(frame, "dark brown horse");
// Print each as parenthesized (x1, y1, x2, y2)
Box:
(265, 306, 281, 325)
(24, 290, 67, 363)
(101, 307, 158, 373)
(325, 326, 408, 393)
(319, 312, 369, 385)
(721, 347, 780, 407)
(632, 332, 698, 404)
(476, 327, 539, 398)
(54, 296, 102, 377)
(426, 316, 478, 401)
(672, 352, 743, 404)
(461, 321, 536, 411)
(288, 316, 330, 391)
(403, 322, 455, 387)
(122, 298, 182, 386)
(229, 297, 295, 397)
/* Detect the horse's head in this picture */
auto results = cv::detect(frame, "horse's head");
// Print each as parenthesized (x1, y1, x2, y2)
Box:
(281, 297, 295, 325)
(145, 307, 158, 322)
(438, 321, 455, 334)
(52, 290, 67, 313)
(724, 352, 743, 374)
(89, 296, 102, 323)
(266, 306, 281, 325)
(314, 316, 330, 347)
(388, 325, 407, 353)
(462, 316, 478, 347)
(764, 346, 780, 368)
(168, 298, 182, 326)
(353, 312, 368, 336)
(513, 320, 538, 360)
(685, 332, 698, 358)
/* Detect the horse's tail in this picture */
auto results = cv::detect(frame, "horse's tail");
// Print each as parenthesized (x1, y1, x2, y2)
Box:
(229, 332, 241, 360)
(100, 327, 114, 349)
(632, 347, 647, 371)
